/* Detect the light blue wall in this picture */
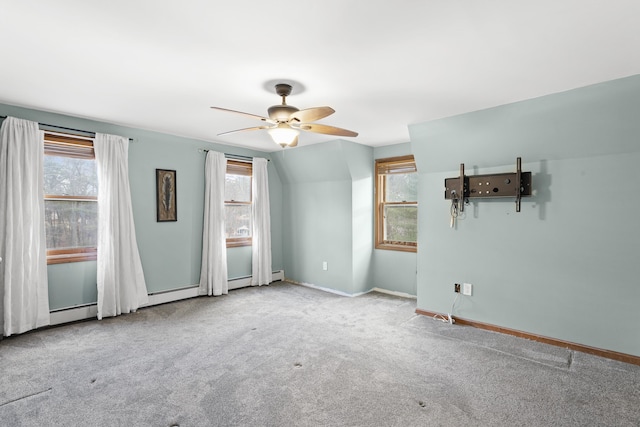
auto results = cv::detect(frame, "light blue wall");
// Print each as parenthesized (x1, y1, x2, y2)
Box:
(273, 140, 419, 296)
(0, 103, 284, 310)
(344, 142, 374, 294)
(273, 141, 360, 294)
(409, 75, 640, 357)
(282, 179, 355, 292)
(47, 262, 97, 309)
(372, 143, 417, 296)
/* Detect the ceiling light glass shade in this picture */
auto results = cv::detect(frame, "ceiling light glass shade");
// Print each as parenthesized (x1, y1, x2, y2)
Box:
(268, 124, 299, 147)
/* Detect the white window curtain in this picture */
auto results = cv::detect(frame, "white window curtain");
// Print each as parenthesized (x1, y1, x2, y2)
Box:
(94, 133, 148, 320)
(251, 157, 272, 286)
(199, 151, 228, 296)
(0, 117, 50, 336)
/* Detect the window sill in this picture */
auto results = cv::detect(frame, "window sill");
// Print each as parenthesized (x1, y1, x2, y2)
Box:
(226, 238, 252, 248)
(375, 243, 417, 253)
(47, 251, 97, 265)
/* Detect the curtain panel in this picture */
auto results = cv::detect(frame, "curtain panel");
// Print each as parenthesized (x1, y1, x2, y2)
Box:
(199, 151, 228, 296)
(94, 133, 148, 319)
(251, 157, 272, 286)
(0, 117, 50, 336)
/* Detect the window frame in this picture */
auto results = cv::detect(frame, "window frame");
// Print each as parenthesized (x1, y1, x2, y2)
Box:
(44, 132, 98, 264)
(375, 155, 418, 253)
(225, 160, 253, 248)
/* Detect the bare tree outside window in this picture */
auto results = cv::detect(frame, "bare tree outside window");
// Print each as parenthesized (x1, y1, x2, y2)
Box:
(225, 161, 252, 247)
(375, 155, 418, 252)
(43, 133, 98, 263)
(383, 173, 418, 243)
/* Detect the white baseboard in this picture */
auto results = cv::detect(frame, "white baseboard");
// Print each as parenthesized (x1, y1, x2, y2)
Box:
(48, 270, 285, 327)
(49, 305, 98, 325)
(226, 269, 284, 290)
(370, 287, 417, 299)
(285, 279, 416, 300)
(145, 286, 200, 306)
(286, 279, 369, 298)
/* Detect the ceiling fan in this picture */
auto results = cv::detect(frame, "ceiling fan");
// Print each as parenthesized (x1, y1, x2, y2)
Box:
(211, 83, 358, 148)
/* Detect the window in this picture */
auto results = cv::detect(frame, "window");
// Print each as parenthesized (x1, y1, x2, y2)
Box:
(43, 132, 98, 264)
(225, 160, 252, 247)
(375, 155, 418, 252)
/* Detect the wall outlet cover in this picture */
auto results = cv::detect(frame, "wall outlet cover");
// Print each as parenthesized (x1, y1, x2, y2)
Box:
(463, 283, 472, 296)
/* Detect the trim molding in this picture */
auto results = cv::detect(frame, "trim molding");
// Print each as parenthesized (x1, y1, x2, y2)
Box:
(286, 281, 417, 300)
(370, 287, 417, 299)
(48, 270, 285, 327)
(415, 309, 640, 366)
(286, 279, 370, 297)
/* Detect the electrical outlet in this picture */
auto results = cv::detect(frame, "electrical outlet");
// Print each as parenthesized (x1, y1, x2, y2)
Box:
(454, 283, 461, 293)
(322, 261, 328, 271)
(462, 283, 473, 296)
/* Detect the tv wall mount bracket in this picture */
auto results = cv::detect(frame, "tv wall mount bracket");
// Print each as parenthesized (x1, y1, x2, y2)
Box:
(444, 157, 532, 213)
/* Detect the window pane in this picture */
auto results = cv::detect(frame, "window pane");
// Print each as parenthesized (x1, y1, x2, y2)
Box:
(44, 156, 98, 197)
(45, 200, 98, 249)
(384, 205, 417, 243)
(385, 173, 417, 202)
(225, 174, 251, 202)
(225, 204, 251, 238)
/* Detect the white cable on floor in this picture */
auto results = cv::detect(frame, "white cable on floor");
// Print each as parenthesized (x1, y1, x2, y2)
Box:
(433, 292, 461, 324)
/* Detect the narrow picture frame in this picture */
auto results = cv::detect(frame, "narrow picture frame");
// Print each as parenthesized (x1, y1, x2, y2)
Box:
(156, 169, 177, 222)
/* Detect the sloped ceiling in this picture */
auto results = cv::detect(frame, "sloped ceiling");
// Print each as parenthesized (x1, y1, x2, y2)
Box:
(1, 1, 639, 152)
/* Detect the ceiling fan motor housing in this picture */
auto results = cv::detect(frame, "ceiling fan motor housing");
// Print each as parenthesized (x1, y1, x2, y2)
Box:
(268, 84, 298, 122)
(268, 104, 299, 122)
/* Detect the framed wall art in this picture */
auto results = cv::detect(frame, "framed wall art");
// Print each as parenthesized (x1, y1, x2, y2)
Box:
(156, 169, 177, 222)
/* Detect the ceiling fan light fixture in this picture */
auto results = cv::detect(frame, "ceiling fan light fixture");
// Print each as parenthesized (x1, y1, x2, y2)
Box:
(268, 123, 299, 147)
(211, 81, 357, 148)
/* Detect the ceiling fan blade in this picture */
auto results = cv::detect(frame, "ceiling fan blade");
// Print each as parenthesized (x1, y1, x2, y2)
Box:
(210, 106, 274, 123)
(298, 123, 358, 137)
(218, 125, 273, 136)
(289, 136, 299, 148)
(288, 106, 335, 124)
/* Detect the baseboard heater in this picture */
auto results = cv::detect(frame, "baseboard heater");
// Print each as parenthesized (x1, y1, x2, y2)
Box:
(49, 270, 284, 326)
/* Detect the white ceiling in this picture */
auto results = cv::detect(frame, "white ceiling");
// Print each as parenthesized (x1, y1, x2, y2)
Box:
(1, 1, 639, 152)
